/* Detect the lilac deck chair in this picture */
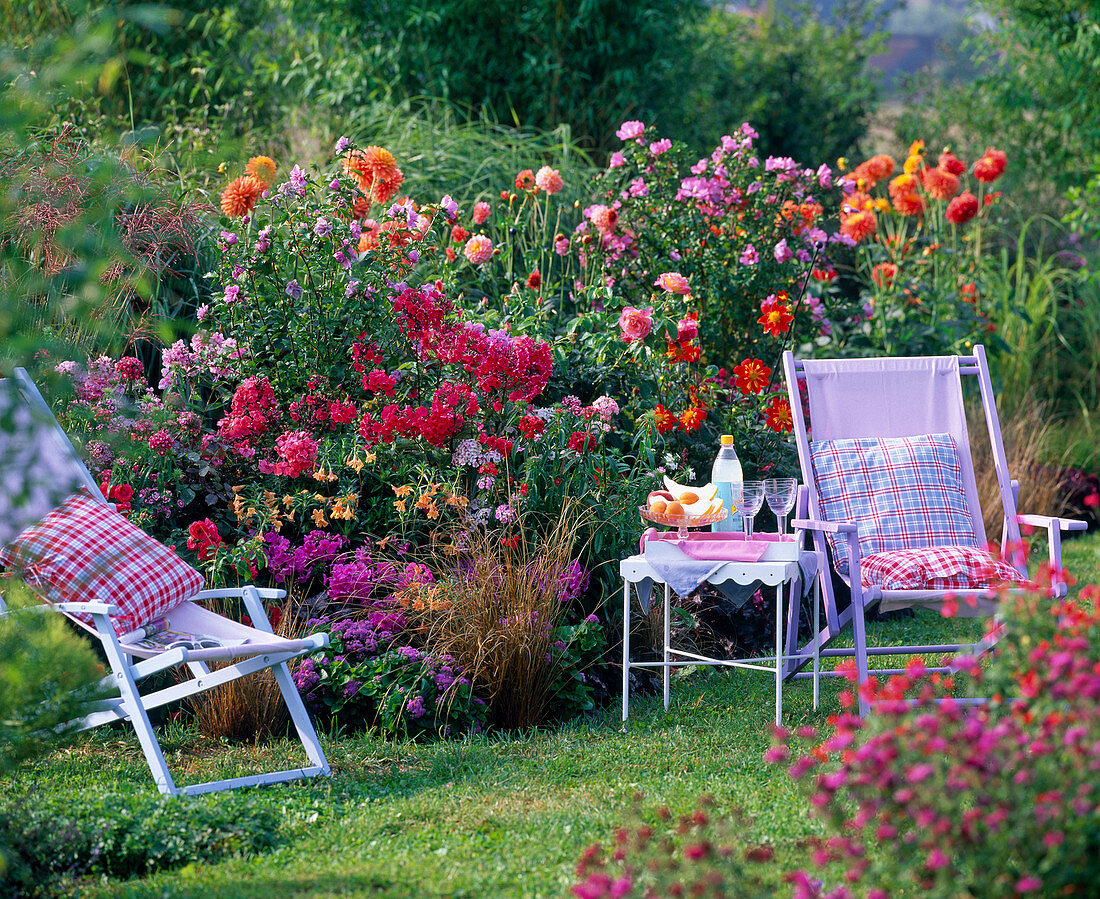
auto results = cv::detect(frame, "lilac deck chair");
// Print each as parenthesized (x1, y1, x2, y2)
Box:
(780, 346, 1086, 715)
(0, 368, 331, 795)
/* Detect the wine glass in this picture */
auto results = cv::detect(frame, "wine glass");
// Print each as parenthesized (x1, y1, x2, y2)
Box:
(740, 481, 765, 538)
(763, 478, 798, 535)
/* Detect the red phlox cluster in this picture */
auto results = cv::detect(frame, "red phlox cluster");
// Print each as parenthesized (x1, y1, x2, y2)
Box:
(218, 376, 278, 450)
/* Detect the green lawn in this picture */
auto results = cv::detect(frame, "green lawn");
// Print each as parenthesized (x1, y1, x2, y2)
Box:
(7, 531, 1099, 898)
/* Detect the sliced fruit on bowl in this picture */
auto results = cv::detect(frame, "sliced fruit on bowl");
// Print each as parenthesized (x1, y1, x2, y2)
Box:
(659, 477, 722, 516)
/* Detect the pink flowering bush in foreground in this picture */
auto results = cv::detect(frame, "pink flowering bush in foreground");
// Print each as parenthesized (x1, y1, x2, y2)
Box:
(572, 580, 1100, 897)
(766, 580, 1100, 898)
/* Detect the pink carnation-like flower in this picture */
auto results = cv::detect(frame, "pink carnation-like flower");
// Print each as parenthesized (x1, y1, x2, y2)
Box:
(616, 120, 645, 141)
(649, 138, 672, 156)
(654, 271, 691, 295)
(273, 430, 319, 478)
(471, 201, 490, 224)
(609, 151, 625, 168)
(618, 306, 653, 343)
(534, 165, 564, 194)
(148, 429, 173, 455)
(115, 356, 144, 383)
(463, 234, 494, 265)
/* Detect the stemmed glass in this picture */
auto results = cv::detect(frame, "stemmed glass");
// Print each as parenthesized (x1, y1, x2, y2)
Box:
(763, 478, 798, 535)
(740, 481, 765, 538)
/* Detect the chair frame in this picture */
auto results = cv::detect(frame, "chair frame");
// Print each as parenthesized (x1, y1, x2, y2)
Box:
(0, 368, 331, 795)
(780, 346, 1086, 714)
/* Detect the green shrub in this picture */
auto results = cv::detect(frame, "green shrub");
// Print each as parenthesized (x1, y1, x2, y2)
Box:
(0, 587, 105, 777)
(655, 1, 887, 162)
(0, 787, 282, 896)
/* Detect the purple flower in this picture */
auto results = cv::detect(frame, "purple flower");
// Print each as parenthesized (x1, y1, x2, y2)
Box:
(739, 244, 759, 265)
(219, 230, 238, 246)
(773, 239, 793, 264)
(285, 279, 302, 300)
(439, 194, 458, 222)
(335, 136, 350, 153)
(406, 694, 426, 719)
(816, 163, 833, 188)
(739, 122, 759, 139)
(314, 217, 332, 237)
(290, 165, 307, 190)
(628, 177, 648, 198)
(223, 285, 241, 304)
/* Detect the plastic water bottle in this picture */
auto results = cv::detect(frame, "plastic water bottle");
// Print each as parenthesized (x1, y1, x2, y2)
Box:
(711, 434, 744, 533)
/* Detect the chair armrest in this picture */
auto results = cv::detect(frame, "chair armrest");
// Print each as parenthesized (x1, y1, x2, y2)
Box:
(791, 518, 858, 535)
(192, 587, 287, 602)
(54, 601, 118, 616)
(1017, 514, 1088, 533)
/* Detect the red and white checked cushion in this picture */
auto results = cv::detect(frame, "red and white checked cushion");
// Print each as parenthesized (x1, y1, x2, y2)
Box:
(809, 433, 978, 574)
(0, 491, 203, 635)
(859, 545, 1023, 591)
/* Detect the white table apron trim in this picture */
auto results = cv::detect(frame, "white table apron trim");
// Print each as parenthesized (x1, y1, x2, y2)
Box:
(620, 552, 824, 728)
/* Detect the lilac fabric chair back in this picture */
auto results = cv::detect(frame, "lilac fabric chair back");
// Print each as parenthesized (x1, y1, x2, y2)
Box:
(798, 355, 987, 547)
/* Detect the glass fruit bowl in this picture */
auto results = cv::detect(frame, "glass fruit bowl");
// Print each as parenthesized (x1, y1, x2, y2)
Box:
(639, 506, 728, 541)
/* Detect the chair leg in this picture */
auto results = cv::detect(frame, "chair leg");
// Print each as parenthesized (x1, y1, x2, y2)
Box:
(272, 660, 330, 775)
(849, 587, 872, 717)
(94, 612, 179, 796)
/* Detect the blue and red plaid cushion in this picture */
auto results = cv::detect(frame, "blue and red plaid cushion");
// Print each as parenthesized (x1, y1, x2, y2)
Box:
(809, 433, 978, 574)
(859, 545, 1023, 591)
(0, 491, 204, 636)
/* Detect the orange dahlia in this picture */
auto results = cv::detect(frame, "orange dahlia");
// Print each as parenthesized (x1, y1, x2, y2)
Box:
(840, 209, 877, 243)
(973, 147, 1007, 183)
(863, 154, 896, 181)
(343, 147, 404, 205)
(888, 173, 918, 198)
(220, 175, 264, 217)
(922, 166, 960, 201)
(892, 192, 926, 217)
(245, 155, 277, 186)
(679, 407, 706, 432)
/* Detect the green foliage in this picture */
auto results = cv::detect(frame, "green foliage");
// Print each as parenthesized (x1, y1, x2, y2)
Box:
(0, 586, 105, 777)
(341, 0, 702, 152)
(656, 1, 887, 162)
(898, 0, 1100, 208)
(0, 787, 281, 896)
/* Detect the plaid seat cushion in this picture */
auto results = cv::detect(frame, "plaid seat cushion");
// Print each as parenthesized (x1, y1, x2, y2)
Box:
(860, 545, 1023, 591)
(0, 491, 203, 636)
(809, 433, 978, 574)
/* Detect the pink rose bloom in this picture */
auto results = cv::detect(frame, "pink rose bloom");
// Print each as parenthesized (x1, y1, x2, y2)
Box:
(649, 138, 671, 156)
(463, 234, 494, 265)
(534, 165, 564, 194)
(609, 151, 625, 168)
(654, 271, 691, 295)
(677, 317, 698, 342)
(471, 201, 490, 224)
(773, 238, 794, 263)
(616, 120, 645, 141)
(618, 306, 653, 343)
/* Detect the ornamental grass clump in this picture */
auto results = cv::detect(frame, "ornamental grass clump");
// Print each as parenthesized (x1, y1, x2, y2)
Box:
(768, 582, 1100, 898)
(415, 501, 603, 730)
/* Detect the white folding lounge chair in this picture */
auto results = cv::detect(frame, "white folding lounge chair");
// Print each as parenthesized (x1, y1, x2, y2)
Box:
(780, 346, 1086, 715)
(0, 368, 331, 796)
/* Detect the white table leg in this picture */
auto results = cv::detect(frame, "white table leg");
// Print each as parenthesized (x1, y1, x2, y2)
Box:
(775, 581, 783, 727)
(662, 583, 671, 711)
(621, 578, 630, 729)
